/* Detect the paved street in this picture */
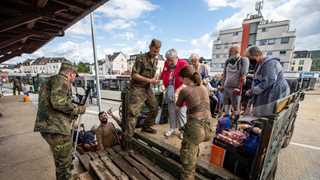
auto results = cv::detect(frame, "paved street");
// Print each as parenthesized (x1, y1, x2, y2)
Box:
(0, 88, 319, 180)
(276, 89, 320, 180)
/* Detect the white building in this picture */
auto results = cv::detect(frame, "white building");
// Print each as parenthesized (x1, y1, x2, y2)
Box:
(211, 5, 295, 73)
(98, 52, 128, 75)
(291, 51, 313, 72)
(19, 57, 66, 74)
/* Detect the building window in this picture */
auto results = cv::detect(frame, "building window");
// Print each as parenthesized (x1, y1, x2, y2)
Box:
(268, 39, 275, 45)
(280, 50, 287, 55)
(233, 32, 239, 36)
(259, 40, 267, 46)
(281, 37, 289, 44)
(298, 66, 303, 71)
(291, 67, 294, 71)
(299, 60, 304, 65)
(216, 45, 221, 49)
(262, 27, 266, 32)
(216, 54, 220, 58)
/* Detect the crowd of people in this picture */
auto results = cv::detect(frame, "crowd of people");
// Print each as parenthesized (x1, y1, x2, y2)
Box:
(34, 38, 290, 180)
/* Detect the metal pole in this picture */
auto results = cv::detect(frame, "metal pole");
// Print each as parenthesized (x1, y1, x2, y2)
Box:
(90, 12, 102, 112)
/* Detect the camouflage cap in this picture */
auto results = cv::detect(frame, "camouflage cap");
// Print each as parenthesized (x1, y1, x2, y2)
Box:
(59, 62, 77, 74)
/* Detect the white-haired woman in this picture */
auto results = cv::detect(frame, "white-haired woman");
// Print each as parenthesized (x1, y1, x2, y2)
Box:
(160, 48, 189, 137)
(190, 53, 209, 84)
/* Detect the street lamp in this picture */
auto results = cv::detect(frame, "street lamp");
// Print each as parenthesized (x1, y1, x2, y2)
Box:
(90, 12, 102, 112)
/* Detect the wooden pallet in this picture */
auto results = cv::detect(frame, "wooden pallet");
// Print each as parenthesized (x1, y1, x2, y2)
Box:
(77, 145, 176, 180)
(76, 132, 239, 180)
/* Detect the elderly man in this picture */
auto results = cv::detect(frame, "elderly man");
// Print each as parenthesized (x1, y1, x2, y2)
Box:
(124, 39, 161, 150)
(245, 46, 290, 117)
(223, 46, 249, 127)
(160, 49, 188, 137)
(34, 62, 86, 180)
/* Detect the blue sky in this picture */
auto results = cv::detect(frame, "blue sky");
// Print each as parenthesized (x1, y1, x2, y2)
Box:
(8, 0, 320, 64)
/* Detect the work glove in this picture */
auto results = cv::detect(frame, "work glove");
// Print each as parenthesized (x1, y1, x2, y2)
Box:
(77, 105, 86, 114)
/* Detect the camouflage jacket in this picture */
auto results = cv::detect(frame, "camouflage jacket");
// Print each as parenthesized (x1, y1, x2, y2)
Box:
(34, 74, 80, 135)
(130, 52, 158, 88)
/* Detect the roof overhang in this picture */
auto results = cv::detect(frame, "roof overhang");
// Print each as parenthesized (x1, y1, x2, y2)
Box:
(0, 0, 109, 63)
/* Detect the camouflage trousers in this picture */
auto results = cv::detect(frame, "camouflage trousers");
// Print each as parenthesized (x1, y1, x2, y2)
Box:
(180, 118, 214, 180)
(41, 132, 73, 180)
(125, 86, 158, 139)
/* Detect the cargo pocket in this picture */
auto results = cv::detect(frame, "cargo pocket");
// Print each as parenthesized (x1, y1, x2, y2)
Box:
(180, 139, 199, 171)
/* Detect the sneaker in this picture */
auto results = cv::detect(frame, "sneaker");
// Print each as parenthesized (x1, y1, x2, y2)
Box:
(141, 127, 157, 134)
(164, 129, 175, 137)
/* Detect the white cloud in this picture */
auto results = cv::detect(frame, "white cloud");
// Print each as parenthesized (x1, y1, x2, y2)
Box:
(206, 0, 234, 11)
(103, 19, 136, 31)
(9, 41, 107, 64)
(97, 0, 158, 20)
(118, 32, 135, 40)
(66, 17, 91, 35)
(97, 0, 158, 32)
(143, 20, 156, 31)
(191, 33, 212, 47)
(173, 38, 187, 43)
(208, 0, 320, 50)
(190, 33, 214, 58)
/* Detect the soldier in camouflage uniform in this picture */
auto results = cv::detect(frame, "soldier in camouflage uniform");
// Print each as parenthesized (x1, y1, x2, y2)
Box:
(34, 62, 86, 180)
(176, 66, 214, 180)
(124, 39, 161, 149)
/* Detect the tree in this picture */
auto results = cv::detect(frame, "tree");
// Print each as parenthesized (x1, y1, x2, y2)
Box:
(77, 62, 90, 73)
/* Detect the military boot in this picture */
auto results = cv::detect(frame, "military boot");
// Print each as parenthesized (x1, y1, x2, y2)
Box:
(141, 126, 157, 134)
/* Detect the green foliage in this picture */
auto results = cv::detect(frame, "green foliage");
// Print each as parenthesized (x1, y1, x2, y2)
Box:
(76, 62, 90, 73)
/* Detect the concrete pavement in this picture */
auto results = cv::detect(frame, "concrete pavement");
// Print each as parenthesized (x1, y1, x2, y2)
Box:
(0, 96, 55, 180)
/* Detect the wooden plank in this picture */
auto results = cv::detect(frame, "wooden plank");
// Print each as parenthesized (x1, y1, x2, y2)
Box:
(97, 151, 129, 180)
(131, 138, 181, 178)
(52, 0, 87, 11)
(90, 159, 116, 180)
(86, 152, 94, 160)
(105, 149, 147, 180)
(131, 138, 211, 180)
(0, 33, 32, 49)
(87, 152, 99, 160)
(0, 13, 42, 33)
(0, 49, 23, 62)
(92, 152, 99, 159)
(76, 152, 91, 171)
(115, 148, 161, 180)
(134, 133, 239, 180)
(128, 150, 176, 180)
(275, 98, 289, 113)
(77, 172, 94, 180)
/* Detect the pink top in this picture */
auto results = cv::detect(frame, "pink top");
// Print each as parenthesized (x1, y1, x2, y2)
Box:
(160, 59, 188, 90)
